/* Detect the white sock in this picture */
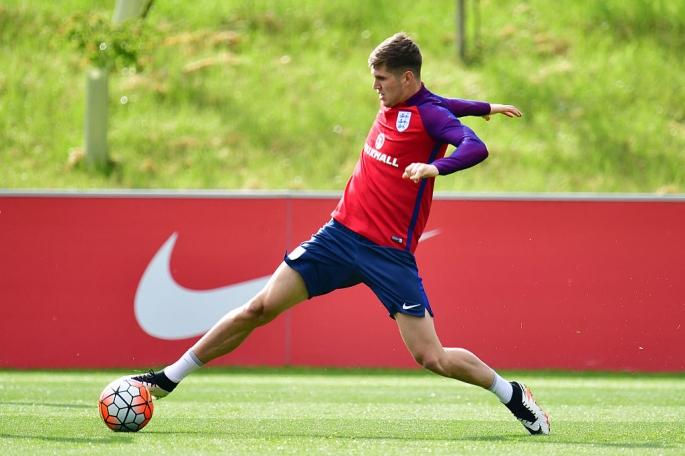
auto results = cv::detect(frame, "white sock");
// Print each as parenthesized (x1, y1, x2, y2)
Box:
(163, 349, 205, 383)
(488, 371, 513, 403)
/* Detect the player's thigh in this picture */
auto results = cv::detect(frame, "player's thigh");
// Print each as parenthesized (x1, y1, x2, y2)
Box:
(255, 261, 310, 316)
(360, 245, 433, 318)
(395, 310, 443, 358)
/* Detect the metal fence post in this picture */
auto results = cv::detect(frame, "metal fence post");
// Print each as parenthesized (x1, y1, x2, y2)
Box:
(113, 0, 143, 24)
(84, 67, 109, 167)
(457, 0, 465, 61)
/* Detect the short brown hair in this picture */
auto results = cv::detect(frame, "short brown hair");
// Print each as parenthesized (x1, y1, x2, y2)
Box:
(368, 32, 422, 79)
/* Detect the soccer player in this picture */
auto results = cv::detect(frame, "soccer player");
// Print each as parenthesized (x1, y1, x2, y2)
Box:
(134, 32, 550, 435)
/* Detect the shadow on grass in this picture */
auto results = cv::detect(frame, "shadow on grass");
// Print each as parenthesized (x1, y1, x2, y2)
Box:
(0, 432, 133, 445)
(1, 401, 92, 409)
(2, 427, 676, 451)
(140, 429, 679, 451)
(465, 434, 677, 451)
(137, 419, 680, 451)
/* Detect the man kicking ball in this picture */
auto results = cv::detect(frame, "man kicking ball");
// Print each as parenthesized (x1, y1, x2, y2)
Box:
(133, 32, 550, 435)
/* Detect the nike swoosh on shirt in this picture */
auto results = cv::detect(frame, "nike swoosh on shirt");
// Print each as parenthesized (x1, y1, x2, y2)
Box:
(134, 232, 271, 340)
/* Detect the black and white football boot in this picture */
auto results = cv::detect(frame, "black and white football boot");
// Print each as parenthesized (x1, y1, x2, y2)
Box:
(505, 381, 550, 435)
(130, 370, 178, 400)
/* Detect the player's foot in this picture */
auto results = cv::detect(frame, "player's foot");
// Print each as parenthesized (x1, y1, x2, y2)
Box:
(505, 381, 550, 435)
(130, 370, 178, 400)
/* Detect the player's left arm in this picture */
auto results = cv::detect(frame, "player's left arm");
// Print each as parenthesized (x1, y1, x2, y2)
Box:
(403, 162, 440, 183)
(403, 107, 490, 183)
(403, 135, 488, 183)
(403, 125, 488, 183)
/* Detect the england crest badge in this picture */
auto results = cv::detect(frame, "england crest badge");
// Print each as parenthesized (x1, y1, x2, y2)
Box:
(396, 111, 412, 132)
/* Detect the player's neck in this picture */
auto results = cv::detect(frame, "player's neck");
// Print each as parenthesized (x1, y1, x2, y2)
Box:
(398, 82, 422, 106)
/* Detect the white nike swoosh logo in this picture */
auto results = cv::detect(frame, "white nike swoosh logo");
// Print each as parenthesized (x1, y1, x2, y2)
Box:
(418, 228, 442, 242)
(402, 303, 421, 310)
(134, 233, 270, 340)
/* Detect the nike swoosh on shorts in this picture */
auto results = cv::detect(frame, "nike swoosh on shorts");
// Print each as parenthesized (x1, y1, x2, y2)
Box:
(402, 303, 421, 310)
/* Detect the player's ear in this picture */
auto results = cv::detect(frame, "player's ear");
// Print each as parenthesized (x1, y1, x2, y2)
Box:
(402, 70, 414, 86)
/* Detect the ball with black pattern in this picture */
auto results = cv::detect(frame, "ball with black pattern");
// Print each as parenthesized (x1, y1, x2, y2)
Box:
(98, 377, 154, 432)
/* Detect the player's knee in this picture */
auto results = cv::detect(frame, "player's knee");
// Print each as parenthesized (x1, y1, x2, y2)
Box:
(241, 296, 279, 326)
(422, 357, 444, 375)
(412, 351, 443, 374)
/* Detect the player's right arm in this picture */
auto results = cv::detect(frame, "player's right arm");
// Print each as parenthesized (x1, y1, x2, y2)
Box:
(443, 97, 491, 118)
(443, 97, 522, 121)
(481, 104, 522, 121)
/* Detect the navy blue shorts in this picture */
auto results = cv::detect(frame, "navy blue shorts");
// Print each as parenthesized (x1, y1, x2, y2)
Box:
(284, 219, 433, 318)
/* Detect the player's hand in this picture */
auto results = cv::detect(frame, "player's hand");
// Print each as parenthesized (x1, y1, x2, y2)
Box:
(484, 104, 522, 121)
(402, 163, 439, 183)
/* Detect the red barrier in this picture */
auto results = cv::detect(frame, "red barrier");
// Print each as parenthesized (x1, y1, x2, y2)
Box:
(1, 192, 683, 372)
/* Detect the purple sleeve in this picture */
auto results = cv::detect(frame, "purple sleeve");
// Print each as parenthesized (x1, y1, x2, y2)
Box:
(443, 97, 491, 118)
(419, 104, 489, 175)
(432, 132, 488, 175)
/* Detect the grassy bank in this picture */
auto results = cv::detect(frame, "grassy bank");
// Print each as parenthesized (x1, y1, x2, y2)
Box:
(1, 0, 684, 192)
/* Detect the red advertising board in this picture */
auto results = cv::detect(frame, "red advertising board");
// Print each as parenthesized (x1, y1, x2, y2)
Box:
(1, 192, 683, 372)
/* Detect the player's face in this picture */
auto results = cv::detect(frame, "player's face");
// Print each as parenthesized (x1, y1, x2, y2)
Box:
(371, 65, 410, 108)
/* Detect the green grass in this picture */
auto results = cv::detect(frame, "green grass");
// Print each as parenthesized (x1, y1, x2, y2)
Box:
(1, 367, 684, 455)
(1, 0, 684, 192)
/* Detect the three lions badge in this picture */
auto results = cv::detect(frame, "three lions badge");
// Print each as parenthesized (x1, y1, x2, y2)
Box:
(396, 111, 412, 132)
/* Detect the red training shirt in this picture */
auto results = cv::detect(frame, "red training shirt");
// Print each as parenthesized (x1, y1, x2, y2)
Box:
(332, 84, 490, 253)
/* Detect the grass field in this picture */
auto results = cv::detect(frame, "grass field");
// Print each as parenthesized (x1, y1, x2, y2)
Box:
(1, 367, 684, 455)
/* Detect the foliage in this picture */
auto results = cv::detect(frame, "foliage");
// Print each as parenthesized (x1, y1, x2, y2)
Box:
(60, 11, 154, 71)
(0, 0, 684, 192)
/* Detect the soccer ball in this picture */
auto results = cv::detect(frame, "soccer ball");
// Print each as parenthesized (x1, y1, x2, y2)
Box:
(98, 377, 154, 432)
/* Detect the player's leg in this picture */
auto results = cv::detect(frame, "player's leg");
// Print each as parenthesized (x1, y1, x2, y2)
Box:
(394, 311, 494, 387)
(132, 261, 309, 398)
(191, 261, 308, 363)
(360, 246, 495, 387)
(395, 311, 549, 434)
(133, 219, 361, 399)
